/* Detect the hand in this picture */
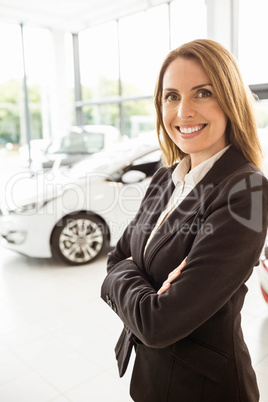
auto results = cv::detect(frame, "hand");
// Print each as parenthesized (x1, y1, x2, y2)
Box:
(157, 258, 187, 295)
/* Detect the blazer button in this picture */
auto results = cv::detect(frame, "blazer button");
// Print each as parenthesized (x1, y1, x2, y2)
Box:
(106, 294, 117, 312)
(106, 294, 112, 307)
(112, 303, 117, 313)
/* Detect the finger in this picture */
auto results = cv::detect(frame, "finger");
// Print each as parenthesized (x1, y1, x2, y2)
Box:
(167, 259, 187, 279)
(178, 258, 187, 269)
(157, 282, 171, 295)
(158, 257, 188, 294)
(167, 260, 187, 282)
(168, 267, 180, 278)
(166, 270, 180, 283)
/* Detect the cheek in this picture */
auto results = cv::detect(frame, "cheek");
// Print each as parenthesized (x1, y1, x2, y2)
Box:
(162, 114, 173, 138)
(217, 112, 228, 132)
(162, 107, 168, 122)
(208, 106, 227, 129)
(162, 107, 174, 127)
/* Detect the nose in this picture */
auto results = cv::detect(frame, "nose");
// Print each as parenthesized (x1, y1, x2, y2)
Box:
(177, 97, 195, 119)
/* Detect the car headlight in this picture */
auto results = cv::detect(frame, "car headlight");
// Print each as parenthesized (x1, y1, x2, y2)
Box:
(8, 197, 58, 215)
(10, 202, 40, 215)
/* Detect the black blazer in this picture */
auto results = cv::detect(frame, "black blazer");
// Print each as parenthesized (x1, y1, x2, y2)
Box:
(101, 147, 268, 402)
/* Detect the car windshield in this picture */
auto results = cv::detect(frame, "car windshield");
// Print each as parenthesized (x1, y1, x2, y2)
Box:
(47, 132, 104, 154)
(64, 134, 160, 179)
(65, 140, 158, 178)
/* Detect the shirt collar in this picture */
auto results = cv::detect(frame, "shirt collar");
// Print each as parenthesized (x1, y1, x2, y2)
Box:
(172, 145, 231, 187)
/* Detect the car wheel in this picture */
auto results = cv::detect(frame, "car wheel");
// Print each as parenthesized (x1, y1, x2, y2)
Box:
(51, 213, 106, 265)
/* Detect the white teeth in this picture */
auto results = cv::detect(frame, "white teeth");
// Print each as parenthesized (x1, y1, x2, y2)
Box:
(179, 124, 206, 134)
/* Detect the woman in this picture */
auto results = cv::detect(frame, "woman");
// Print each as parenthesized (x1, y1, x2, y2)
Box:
(101, 39, 268, 402)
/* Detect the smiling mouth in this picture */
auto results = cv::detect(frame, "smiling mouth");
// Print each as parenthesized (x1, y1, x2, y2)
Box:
(177, 124, 207, 134)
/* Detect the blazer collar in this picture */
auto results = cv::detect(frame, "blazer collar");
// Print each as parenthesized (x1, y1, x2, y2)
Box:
(202, 145, 248, 185)
(168, 145, 249, 221)
(170, 145, 248, 186)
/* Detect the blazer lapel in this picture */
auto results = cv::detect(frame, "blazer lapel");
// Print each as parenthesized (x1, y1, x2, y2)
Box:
(143, 146, 248, 268)
(132, 173, 175, 270)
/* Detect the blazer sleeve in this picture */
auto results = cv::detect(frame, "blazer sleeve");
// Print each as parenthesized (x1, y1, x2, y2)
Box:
(101, 169, 268, 349)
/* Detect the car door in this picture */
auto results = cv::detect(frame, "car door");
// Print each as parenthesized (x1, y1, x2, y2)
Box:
(107, 149, 162, 245)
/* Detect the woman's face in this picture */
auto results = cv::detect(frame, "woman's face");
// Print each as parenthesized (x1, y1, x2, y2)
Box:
(162, 57, 228, 168)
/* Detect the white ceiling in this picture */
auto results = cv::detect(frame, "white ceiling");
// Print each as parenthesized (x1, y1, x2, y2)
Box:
(0, 0, 170, 32)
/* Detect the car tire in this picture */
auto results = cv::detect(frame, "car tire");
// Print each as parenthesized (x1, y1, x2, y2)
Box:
(51, 213, 106, 265)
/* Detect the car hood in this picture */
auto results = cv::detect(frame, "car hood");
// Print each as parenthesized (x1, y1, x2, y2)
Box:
(2, 170, 90, 212)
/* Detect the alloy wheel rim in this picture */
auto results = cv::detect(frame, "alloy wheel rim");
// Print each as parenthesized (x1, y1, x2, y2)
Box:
(59, 218, 103, 263)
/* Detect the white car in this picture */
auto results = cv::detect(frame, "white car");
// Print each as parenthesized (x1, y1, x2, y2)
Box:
(0, 135, 161, 265)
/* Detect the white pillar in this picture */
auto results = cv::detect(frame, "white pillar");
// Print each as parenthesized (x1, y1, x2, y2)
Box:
(49, 29, 72, 139)
(206, 0, 239, 58)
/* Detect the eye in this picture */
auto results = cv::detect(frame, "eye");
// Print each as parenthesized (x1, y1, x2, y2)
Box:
(196, 89, 212, 98)
(164, 93, 180, 102)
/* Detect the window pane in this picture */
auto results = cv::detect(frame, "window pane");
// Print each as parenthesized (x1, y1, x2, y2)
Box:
(255, 100, 268, 174)
(65, 33, 76, 125)
(79, 21, 119, 99)
(238, 0, 268, 84)
(0, 23, 22, 147)
(122, 99, 155, 137)
(82, 104, 120, 128)
(170, 0, 207, 49)
(23, 27, 55, 140)
(119, 5, 170, 96)
(255, 100, 268, 130)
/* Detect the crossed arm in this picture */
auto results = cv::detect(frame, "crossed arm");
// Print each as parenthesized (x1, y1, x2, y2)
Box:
(157, 258, 187, 294)
(101, 175, 267, 348)
(127, 256, 187, 294)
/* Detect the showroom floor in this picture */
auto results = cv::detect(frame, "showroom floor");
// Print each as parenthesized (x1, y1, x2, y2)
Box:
(0, 155, 268, 402)
(0, 244, 268, 401)
(0, 248, 135, 402)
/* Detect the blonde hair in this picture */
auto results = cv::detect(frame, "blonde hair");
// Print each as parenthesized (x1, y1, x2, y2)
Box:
(154, 39, 263, 168)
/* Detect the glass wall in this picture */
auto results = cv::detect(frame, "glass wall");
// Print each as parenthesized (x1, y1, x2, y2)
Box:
(0, 23, 74, 153)
(118, 4, 169, 136)
(0, 1, 208, 148)
(78, 1, 207, 137)
(119, 5, 170, 97)
(22, 26, 54, 142)
(79, 21, 119, 101)
(0, 23, 22, 148)
(238, 0, 268, 85)
(170, 0, 207, 49)
(2, 0, 268, 151)
(238, 0, 268, 164)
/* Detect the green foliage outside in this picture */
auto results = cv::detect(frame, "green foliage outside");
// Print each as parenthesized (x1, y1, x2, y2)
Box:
(0, 79, 20, 145)
(81, 76, 155, 136)
(0, 76, 156, 147)
(0, 79, 43, 147)
(1, 75, 267, 147)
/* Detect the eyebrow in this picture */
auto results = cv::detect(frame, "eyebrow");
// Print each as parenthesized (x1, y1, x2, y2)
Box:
(163, 83, 213, 92)
(192, 83, 213, 90)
